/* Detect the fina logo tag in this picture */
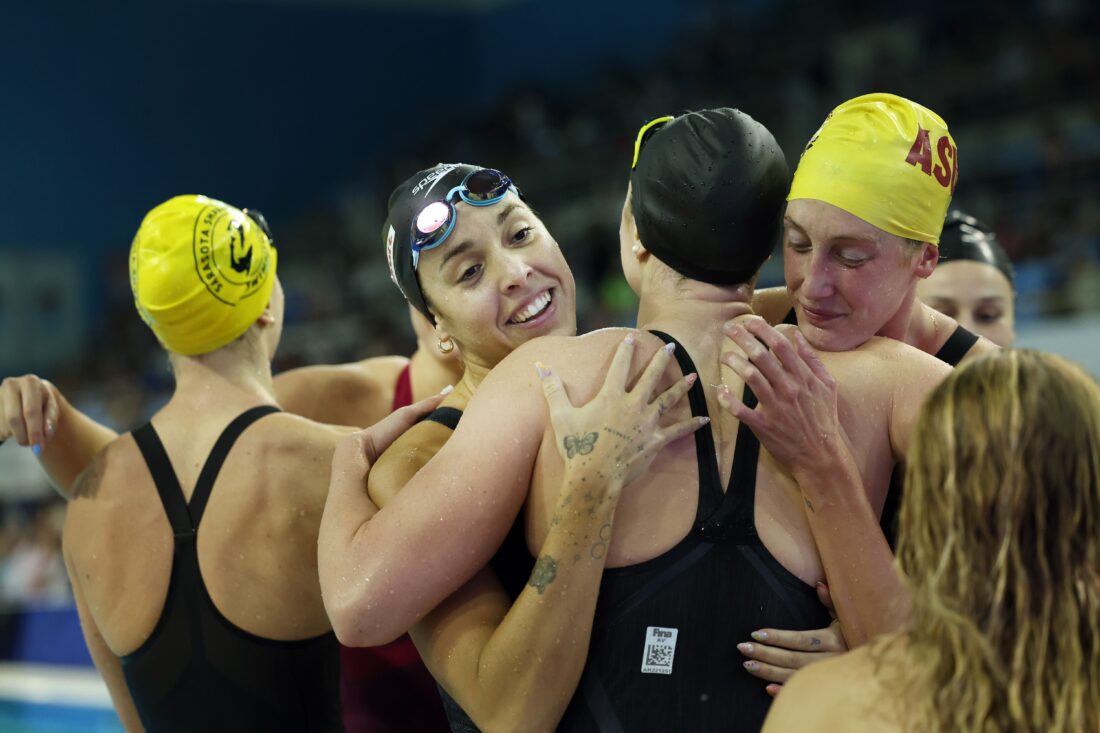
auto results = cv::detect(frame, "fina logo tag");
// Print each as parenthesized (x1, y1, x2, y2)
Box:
(192, 205, 269, 306)
(641, 626, 678, 675)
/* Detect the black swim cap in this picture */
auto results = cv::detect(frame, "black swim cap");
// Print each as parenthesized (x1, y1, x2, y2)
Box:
(939, 210, 1014, 288)
(382, 163, 483, 323)
(630, 108, 790, 285)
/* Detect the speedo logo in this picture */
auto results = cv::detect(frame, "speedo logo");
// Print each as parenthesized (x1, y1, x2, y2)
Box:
(411, 164, 457, 196)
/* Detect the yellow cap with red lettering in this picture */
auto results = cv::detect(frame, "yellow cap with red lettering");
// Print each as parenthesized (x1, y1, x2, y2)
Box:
(788, 93, 957, 245)
(129, 195, 278, 355)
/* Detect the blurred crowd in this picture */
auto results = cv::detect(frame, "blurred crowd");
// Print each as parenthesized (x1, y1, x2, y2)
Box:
(2, 0, 1099, 613)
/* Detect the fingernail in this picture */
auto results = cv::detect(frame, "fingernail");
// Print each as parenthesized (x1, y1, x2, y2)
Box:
(737, 642, 753, 653)
(816, 581, 826, 590)
(32, 444, 42, 456)
(751, 630, 768, 641)
(624, 334, 635, 346)
(766, 684, 781, 697)
(663, 342, 676, 354)
(685, 373, 698, 385)
(46, 420, 55, 438)
(743, 661, 758, 671)
(698, 416, 710, 425)
(534, 362, 551, 378)
(439, 384, 454, 395)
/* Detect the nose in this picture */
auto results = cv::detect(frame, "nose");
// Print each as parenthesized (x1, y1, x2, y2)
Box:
(499, 251, 534, 294)
(800, 251, 835, 301)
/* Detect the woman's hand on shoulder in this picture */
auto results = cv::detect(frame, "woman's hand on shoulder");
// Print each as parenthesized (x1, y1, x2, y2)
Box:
(536, 334, 708, 489)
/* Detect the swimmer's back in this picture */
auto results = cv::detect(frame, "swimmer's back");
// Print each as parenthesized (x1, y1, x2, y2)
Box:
(64, 401, 351, 730)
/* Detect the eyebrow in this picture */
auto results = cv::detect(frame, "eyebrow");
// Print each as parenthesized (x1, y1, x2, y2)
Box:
(497, 203, 519, 225)
(784, 216, 878, 246)
(437, 204, 524, 273)
(438, 240, 476, 273)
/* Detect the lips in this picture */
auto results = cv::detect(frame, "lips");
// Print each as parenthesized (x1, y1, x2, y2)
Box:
(798, 302, 844, 326)
(507, 288, 556, 327)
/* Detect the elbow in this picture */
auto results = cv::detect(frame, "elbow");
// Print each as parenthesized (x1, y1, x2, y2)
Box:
(325, 595, 404, 648)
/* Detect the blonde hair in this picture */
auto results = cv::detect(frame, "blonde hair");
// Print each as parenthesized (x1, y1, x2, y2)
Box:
(895, 349, 1100, 731)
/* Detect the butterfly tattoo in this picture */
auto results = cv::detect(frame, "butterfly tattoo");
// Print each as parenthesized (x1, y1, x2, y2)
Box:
(564, 431, 599, 458)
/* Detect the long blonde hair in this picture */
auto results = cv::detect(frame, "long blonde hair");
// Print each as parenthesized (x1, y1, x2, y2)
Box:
(896, 349, 1100, 732)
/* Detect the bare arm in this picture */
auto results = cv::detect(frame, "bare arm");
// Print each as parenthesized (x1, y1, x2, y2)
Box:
(62, 489, 143, 732)
(273, 358, 404, 427)
(320, 343, 560, 646)
(1, 376, 117, 498)
(408, 338, 704, 732)
(751, 286, 794, 326)
(720, 318, 904, 644)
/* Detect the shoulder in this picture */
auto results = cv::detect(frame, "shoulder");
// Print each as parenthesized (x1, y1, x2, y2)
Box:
(367, 418, 456, 507)
(253, 411, 353, 467)
(764, 646, 880, 732)
(484, 327, 667, 392)
(273, 356, 409, 426)
(752, 286, 794, 325)
(957, 335, 1000, 365)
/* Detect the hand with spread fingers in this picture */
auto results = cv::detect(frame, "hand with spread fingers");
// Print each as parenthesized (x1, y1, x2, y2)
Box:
(717, 316, 843, 477)
(537, 333, 709, 489)
(1, 374, 60, 452)
(738, 582, 848, 696)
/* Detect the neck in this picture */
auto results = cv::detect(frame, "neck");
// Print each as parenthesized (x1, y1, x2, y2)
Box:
(408, 344, 464, 401)
(170, 345, 277, 406)
(636, 279, 754, 357)
(876, 288, 952, 354)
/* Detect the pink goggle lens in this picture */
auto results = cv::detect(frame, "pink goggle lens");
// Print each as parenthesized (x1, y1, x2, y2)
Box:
(415, 201, 451, 236)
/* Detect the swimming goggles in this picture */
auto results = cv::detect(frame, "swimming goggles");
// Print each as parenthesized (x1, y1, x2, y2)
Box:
(631, 115, 674, 169)
(242, 208, 274, 245)
(411, 168, 519, 270)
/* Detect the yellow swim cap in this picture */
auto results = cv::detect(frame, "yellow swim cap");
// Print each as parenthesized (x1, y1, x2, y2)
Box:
(129, 195, 278, 355)
(788, 92, 957, 245)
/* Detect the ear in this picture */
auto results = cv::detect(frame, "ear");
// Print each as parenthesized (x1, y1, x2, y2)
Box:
(256, 301, 276, 327)
(914, 243, 939, 279)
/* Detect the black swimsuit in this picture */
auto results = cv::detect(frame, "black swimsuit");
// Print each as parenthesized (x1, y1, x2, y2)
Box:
(123, 406, 342, 733)
(554, 331, 830, 733)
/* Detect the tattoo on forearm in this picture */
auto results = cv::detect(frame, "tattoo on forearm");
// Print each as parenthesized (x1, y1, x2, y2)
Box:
(804, 497, 814, 513)
(590, 522, 612, 560)
(528, 555, 558, 594)
(811, 637, 822, 648)
(564, 432, 598, 458)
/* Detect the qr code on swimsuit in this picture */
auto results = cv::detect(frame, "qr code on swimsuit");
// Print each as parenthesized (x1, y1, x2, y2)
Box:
(640, 626, 678, 675)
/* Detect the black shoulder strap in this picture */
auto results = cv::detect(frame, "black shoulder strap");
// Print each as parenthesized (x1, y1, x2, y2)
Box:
(419, 406, 463, 431)
(648, 330, 723, 525)
(934, 325, 980, 366)
(188, 406, 281, 526)
(132, 424, 195, 540)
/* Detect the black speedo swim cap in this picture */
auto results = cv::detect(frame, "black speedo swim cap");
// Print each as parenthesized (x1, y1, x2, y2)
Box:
(939, 210, 1014, 288)
(382, 163, 482, 323)
(630, 108, 789, 285)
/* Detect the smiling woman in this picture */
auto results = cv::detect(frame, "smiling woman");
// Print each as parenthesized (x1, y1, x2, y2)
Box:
(319, 162, 702, 732)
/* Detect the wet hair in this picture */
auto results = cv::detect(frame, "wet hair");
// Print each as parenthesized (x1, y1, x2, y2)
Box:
(894, 349, 1100, 731)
